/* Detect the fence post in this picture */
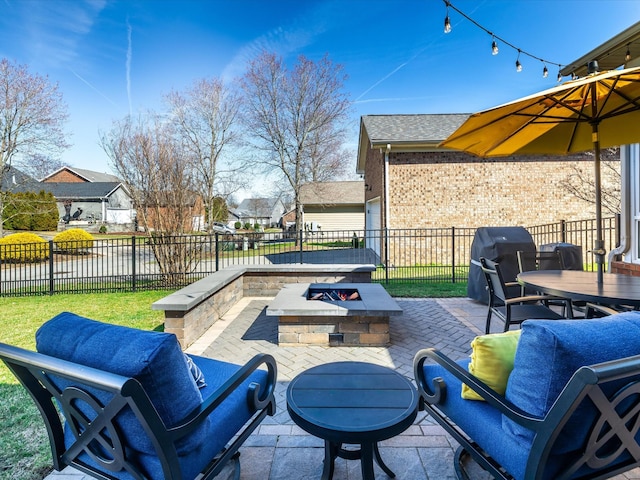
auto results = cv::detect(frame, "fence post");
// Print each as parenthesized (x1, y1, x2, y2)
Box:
(451, 226, 456, 283)
(131, 236, 136, 292)
(215, 233, 219, 271)
(48, 240, 54, 295)
(384, 228, 390, 284)
(299, 229, 304, 264)
(561, 219, 566, 244)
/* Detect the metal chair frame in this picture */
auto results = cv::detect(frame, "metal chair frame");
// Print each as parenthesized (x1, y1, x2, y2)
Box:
(0, 342, 277, 480)
(480, 257, 567, 333)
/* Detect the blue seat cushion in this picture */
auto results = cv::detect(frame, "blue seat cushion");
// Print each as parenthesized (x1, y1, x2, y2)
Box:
(36, 312, 206, 455)
(421, 360, 531, 479)
(503, 312, 640, 454)
(62, 354, 269, 479)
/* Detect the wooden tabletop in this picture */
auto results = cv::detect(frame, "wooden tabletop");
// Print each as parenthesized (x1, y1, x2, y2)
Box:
(286, 361, 418, 445)
(517, 270, 640, 307)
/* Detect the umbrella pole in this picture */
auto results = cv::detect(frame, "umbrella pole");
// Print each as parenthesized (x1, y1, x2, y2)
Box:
(592, 121, 605, 285)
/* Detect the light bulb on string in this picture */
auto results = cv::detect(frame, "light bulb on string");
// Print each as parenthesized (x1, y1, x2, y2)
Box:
(491, 37, 498, 55)
(557, 69, 563, 82)
(515, 51, 522, 72)
(626, 44, 632, 62)
(444, 4, 452, 33)
(542, 64, 548, 78)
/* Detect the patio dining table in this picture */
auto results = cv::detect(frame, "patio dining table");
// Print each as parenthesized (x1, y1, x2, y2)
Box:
(517, 270, 640, 308)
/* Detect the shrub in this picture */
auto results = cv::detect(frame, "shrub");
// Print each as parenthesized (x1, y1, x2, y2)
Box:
(244, 222, 251, 230)
(99, 225, 107, 234)
(0, 232, 48, 263)
(53, 228, 94, 253)
(2, 191, 58, 231)
(234, 221, 242, 230)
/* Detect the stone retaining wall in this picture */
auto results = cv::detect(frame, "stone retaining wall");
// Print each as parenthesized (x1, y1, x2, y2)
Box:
(152, 264, 375, 348)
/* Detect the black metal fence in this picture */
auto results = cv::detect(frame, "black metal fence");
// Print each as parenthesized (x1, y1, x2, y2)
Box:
(0, 217, 618, 296)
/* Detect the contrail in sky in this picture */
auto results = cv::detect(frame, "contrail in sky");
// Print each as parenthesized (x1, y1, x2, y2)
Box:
(126, 19, 132, 115)
(69, 69, 118, 107)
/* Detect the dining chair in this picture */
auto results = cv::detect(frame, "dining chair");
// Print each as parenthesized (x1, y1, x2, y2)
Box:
(516, 250, 564, 274)
(516, 250, 574, 316)
(480, 257, 566, 334)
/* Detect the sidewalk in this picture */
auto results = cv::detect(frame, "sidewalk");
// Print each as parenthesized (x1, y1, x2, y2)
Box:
(42, 297, 639, 479)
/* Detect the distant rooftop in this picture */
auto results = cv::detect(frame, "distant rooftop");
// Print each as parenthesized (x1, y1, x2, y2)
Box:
(42, 167, 121, 183)
(300, 181, 364, 205)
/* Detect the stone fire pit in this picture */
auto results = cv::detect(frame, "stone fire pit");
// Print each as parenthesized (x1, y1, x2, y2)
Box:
(266, 283, 402, 346)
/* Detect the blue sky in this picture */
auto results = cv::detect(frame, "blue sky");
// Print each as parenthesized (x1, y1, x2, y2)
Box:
(0, 0, 638, 193)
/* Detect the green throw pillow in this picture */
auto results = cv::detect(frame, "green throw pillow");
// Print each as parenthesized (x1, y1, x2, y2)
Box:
(461, 329, 521, 401)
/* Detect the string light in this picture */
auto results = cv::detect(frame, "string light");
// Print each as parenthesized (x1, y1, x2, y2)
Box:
(443, 0, 565, 81)
(626, 43, 632, 62)
(444, 2, 451, 33)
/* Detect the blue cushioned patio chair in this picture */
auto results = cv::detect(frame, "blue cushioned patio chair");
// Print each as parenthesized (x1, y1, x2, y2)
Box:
(0, 312, 277, 480)
(414, 311, 640, 480)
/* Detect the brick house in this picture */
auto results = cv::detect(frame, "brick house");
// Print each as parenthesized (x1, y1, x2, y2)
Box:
(356, 114, 618, 260)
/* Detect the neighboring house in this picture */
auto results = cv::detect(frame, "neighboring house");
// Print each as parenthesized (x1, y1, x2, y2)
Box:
(38, 182, 134, 226)
(139, 191, 206, 233)
(562, 21, 640, 274)
(233, 197, 286, 228)
(299, 181, 364, 232)
(42, 166, 121, 183)
(357, 114, 611, 259)
(41, 167, 135, 228)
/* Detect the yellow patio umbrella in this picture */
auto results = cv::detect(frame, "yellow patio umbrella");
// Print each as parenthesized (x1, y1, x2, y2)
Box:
(440, 62, 640, 284)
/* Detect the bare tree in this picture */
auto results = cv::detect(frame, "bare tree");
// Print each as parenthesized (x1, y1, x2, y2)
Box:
(304, 123, 351, 182)
(240, 52, 351, 234)
(21, 153, 65, 180)
(0, 58, 69, 235)
(100, 114, 201, 283)
(165, 78, 242, 231)
(560, 148, 621, 215)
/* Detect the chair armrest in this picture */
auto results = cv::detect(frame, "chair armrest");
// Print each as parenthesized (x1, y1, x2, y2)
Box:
(413, 348, 543, 431)
(585, 303, 620, 317)
(506, 294, 568, 305)
(170, 353, 277, 438)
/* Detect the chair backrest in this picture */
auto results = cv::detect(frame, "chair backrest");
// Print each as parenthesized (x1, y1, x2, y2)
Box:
(480, 257, 510, 303)
(517, 250, 564, 273)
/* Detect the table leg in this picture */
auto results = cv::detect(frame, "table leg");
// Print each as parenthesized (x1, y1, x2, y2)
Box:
(361, 442, 376, 480)
(322, 440, 337, 480)
(374, 442, 395, 478)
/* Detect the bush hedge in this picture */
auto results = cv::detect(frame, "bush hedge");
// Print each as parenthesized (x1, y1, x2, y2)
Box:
(0, 232, 48, 263)
(2, 191, 58, 231)
(53, 228, 94, 253)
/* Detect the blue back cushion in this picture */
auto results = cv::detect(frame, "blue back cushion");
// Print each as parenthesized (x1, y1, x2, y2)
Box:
(503, 312, 640, 452)
(36, 312, 205, 455)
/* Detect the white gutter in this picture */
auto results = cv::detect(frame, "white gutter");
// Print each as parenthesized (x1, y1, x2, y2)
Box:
(384, 143, 391, 267)
(608, 144, 633, 268)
